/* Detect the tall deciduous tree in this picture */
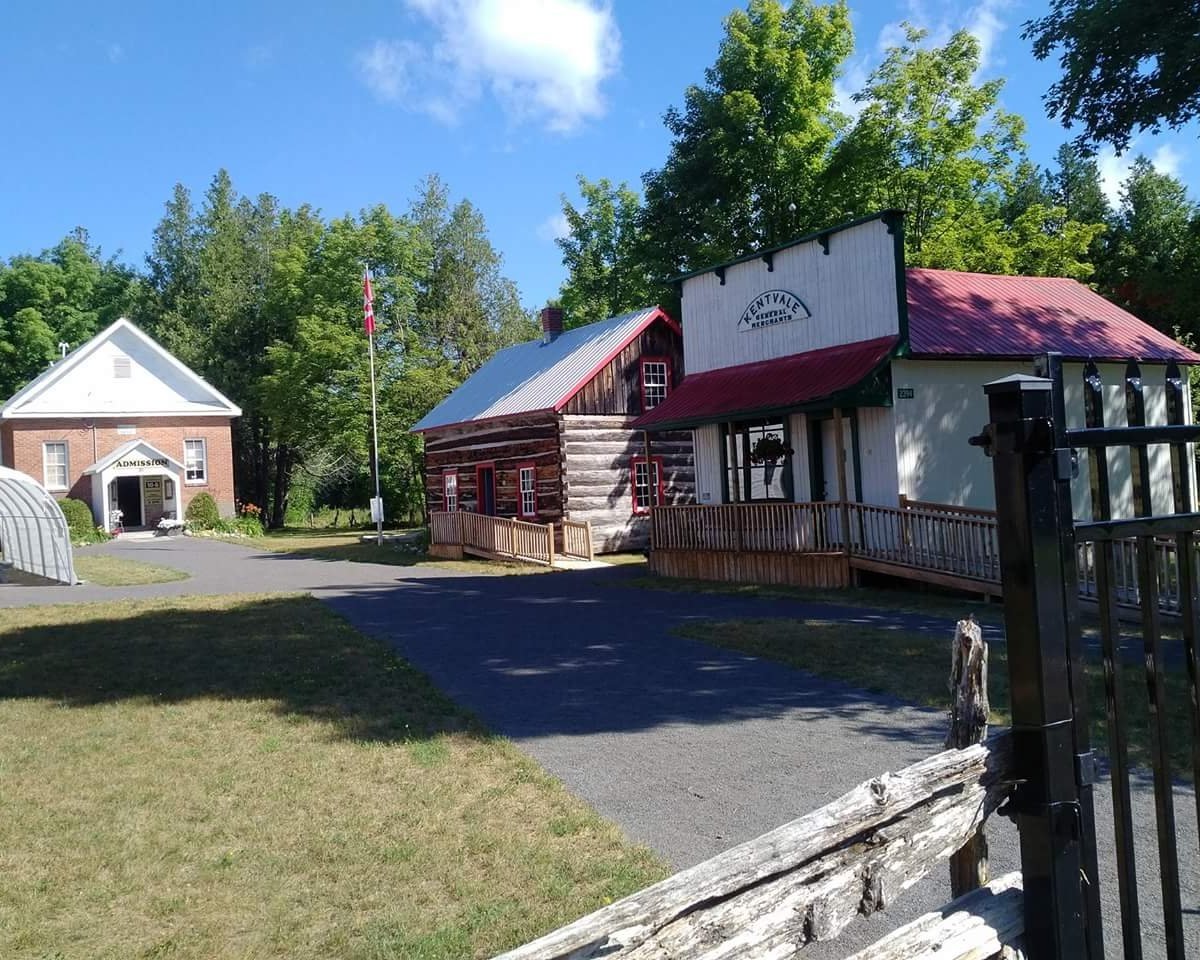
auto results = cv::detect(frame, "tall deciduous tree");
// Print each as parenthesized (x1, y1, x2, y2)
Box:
(556, 176, 653, 327)
(637, 0, 852, 283)
(1025, 0, 1200, 152)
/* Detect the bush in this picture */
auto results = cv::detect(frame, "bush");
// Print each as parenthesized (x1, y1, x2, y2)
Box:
(185, 492, 221, 530)
(58, 498, 104, 544)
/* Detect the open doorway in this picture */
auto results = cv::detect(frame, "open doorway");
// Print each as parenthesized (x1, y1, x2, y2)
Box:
(115, 476, 143, 527)
(476, 464, 496, 516)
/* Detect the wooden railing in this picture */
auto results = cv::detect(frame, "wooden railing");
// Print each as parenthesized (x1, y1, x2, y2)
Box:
(651, 499, 1194, 612)
(559, 519, 594, 562)
(431, 511, 556, 566)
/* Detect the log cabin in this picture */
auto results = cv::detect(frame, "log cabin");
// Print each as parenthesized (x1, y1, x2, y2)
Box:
(412, 306, 694, 552)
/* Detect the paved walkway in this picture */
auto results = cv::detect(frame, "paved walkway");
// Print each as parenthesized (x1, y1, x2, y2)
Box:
(1, 536, 1195, 955)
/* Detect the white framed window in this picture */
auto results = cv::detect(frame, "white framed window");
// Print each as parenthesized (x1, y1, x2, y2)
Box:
(631, 456, 662, 514)
(443, 471, 459, 512)
(184, 438, 207, 484)
(43, 442, 69, 491)
(641, 358, 670, 411)
(518, 464, 536, 518)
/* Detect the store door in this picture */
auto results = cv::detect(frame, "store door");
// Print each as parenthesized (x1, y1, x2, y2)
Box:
(142, 477, 165, 526)
(477, 466, 496, 516)
(116, 476, 143, 526)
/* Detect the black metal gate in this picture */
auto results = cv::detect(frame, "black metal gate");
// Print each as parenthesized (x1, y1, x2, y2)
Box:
(974, 353, 1199, 959)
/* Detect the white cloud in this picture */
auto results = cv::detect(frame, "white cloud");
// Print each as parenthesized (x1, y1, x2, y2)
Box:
(106, 43, 125, 64)
(537, 212, 570, 242)
(357, 0, 620, 132)
(1098, 139, 1190, 205)
(964, 0, 1009, 71)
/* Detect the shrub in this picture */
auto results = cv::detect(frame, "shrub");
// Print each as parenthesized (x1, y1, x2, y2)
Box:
(58, 498, 101, 544)
(184, 492, 221, 530)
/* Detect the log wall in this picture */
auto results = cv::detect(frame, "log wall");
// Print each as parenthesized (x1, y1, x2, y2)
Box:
(561, 320, 685, 416)
(560, 415, 695, 552)
(421, 411, 564, 520)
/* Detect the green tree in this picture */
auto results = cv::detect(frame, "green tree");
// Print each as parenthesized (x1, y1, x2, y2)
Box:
(556, 177, 654, 327)
(1025, 0, 1200, 152)
(637, 0, 853, 284)
(1100, 156, 1200, 334)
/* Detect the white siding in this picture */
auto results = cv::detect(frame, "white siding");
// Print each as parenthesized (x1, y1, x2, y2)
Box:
(679, 218, 901, 374)
(789, 414, 812, 502)
(892, 359, 1185, 517)
(693, 424, 723, 504)
(856, 406, 898, 506)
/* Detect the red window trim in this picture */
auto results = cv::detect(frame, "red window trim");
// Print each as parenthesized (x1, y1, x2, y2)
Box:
(516, 460, 537, 519)
(442, 468, 459, 512)
(640, 356, 672, 413)
(631, 455, 664, 515)
(475, 461, 496, 515)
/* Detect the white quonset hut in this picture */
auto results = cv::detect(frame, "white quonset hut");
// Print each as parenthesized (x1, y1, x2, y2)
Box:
(0, 465, 76, 584)
(634, 210, 1198, 591)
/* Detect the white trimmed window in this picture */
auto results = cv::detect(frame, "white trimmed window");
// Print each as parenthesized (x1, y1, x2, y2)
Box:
(443, 471, 459, 512)
(518, 464, 536, 518)
(631, 457, 662, 514)
(184, 438, 207, 484)
(43, 442, 68, 491)
(641, 359, 669, 410)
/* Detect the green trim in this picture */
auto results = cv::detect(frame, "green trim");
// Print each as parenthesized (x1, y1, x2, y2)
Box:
(671, 209, 906, 284)
(881, 210, 911, 356)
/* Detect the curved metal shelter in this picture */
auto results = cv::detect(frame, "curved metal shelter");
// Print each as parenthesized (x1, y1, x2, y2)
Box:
(0, 465, 76, 584)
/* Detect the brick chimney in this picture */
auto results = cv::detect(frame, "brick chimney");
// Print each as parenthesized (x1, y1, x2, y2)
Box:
(541, 306, 564, 343)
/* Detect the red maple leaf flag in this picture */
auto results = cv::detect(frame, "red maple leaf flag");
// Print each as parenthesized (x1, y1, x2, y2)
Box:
(363, 269, 376, 335)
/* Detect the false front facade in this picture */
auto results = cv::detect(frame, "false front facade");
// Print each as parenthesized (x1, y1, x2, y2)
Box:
(0, 318, 241, 530)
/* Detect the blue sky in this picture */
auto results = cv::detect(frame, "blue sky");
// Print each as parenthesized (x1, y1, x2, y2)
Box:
(1, 0, 1195, 310)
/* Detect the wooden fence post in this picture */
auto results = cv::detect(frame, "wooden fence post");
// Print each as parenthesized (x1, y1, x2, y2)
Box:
(946, 615, 989, 897)
(547, 522, 555, 567)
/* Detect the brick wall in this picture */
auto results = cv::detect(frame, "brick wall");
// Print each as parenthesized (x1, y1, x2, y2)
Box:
(2, 417, 237, 518)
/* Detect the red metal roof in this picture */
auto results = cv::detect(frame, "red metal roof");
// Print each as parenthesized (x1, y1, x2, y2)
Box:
(632, 335, 897, 431)
(906, 268, 1200, 362)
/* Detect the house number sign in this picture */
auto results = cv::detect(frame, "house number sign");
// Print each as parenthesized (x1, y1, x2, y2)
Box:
(738, 290, 812, 331)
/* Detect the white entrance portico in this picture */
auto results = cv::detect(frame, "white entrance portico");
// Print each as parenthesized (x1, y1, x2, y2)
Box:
(84, 439, 184, 530)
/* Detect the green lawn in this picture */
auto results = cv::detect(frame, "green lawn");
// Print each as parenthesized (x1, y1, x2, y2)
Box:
(677, 616, 1196, 781)
(0, 595, 665, 959)
(73, 552, 189, 586)
(231, 528, 553, 575)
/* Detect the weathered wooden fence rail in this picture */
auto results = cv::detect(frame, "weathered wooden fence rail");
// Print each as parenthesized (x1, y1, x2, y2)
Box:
(650, 499, 1193, 612)
(429, 511, 556, 566)
(493, 734, 1016, 960)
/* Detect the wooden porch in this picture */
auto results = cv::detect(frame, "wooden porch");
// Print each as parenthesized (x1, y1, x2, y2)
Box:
(650, 498, 1194, 612)
(429, 511, 595, 566)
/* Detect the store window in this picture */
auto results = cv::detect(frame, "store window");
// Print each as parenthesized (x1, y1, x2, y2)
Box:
(631, 456, 663, 514)
(43, 442, 68, 491)
(184, 438, 207, 484)
(641, 358, 670, 411)
(723, 420, 793, 502)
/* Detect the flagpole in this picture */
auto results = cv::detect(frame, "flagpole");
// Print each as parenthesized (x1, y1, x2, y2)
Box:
(364, 268, 384, 546)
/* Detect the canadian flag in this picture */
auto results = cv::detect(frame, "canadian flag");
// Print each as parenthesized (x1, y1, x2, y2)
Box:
(363, 270, 376, 335)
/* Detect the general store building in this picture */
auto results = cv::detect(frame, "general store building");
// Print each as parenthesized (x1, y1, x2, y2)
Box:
(0, 318, 241, 530)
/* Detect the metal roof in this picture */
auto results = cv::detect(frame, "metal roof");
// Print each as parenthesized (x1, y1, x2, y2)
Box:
(412, 307, 670, 432)
(906, 268, 1200, 362)
(632, 335, 898, 431)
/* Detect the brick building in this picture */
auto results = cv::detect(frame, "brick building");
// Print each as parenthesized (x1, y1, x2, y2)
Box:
(0, 318, 241, 530)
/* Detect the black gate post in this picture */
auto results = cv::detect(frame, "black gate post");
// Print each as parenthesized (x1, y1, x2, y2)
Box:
(976, 374, 1090, 958)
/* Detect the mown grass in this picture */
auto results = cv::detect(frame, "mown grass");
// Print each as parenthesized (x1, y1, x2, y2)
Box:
(0, 595, 665, 959)
(73, 552, 189, 586)
(223, 528, 552, 576)
(676, 616, 1196, 781)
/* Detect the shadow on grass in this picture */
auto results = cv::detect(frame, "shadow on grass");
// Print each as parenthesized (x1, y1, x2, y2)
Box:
(0, 594, 478, 745)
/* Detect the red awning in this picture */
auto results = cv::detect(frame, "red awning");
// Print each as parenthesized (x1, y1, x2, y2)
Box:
(632, 335, 898, 431)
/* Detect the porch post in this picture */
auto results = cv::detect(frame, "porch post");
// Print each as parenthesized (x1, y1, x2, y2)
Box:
(834, 407, 850, 554)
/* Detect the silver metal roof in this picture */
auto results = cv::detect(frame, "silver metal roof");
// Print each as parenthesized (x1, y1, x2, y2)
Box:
(412, 307, 664, 431)
(0, 465, 76, 584)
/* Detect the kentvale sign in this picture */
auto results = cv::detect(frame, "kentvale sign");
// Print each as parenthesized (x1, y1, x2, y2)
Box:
(738, 290, 812, 332)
